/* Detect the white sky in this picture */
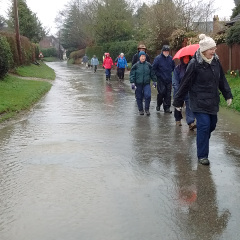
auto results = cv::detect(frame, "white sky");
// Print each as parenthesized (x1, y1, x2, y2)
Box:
(0, 0, 236, 35)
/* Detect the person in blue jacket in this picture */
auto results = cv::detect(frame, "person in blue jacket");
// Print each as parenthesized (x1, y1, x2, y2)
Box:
(117, 53, 128, 81)
(172, 55, 196, 130)
(91, 55, 99, 73)
(130, 51, 157, 116)
(152, 45, 175, 113)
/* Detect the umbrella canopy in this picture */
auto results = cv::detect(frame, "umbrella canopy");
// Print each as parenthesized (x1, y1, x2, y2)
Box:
(173, 44, 199, 60)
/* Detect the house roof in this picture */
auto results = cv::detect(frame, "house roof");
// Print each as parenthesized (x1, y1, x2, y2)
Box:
(226, 13, 240, 26)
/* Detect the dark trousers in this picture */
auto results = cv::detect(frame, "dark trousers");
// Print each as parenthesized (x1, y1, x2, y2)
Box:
(105, 69, 111, 79)
(135, 84, 151, 111)
(118, 68, 125, 79)
(194, 112, 218, 159)
(157, 81, 172, 111)
(174, 98, 195, 125)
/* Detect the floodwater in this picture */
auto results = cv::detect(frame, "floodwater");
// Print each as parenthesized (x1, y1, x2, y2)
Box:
(0, 62, 240, 240)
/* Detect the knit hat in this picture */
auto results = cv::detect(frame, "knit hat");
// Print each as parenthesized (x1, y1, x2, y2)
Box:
(199, 34, 216, 52)
(162, 45, 170, 51)
(139, 51, 146, 57)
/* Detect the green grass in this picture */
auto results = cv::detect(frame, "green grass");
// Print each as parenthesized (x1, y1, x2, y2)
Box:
(0, 75, 52, 122)
(220, 75, 240, 112)
(16, 62, 56, 80)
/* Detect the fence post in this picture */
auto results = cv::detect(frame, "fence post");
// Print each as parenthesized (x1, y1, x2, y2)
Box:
(229, 45, 232, 71)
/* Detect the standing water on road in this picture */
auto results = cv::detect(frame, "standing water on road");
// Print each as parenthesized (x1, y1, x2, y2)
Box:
(0, 62, 240, 240)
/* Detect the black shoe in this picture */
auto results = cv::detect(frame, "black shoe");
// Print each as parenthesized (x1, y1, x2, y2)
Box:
(198, 158, 210, 165)
(145, 110, 150, 116)
(139, 110, 144, 115)
(156, 106, 160, 111)
(164, 109, 172, 113)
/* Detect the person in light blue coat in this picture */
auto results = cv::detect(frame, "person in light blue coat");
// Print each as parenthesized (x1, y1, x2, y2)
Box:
(91, 55, 99, 73)
(117, 53, 128, 81)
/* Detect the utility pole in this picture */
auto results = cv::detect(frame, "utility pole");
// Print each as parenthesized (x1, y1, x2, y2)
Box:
(13, 0, 22, 65)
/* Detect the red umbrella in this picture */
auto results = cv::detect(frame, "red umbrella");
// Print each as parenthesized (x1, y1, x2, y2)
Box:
(173, 44, 199, 60)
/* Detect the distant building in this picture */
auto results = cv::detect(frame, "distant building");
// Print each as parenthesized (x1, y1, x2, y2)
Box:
(39, 35, 65, 60)
(225, 13, 240, 26)
(192, 15, 226, 34)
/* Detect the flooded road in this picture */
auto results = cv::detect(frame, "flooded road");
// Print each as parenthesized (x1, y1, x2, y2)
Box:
(0, 62, 240, 240)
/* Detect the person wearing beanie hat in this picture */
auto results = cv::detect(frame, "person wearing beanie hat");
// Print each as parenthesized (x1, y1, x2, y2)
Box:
(131, 43, 151, 66)
(130, 50, 157, 116)
(139, 51, 146, 57)
(173, 33, 233, 166)
(152, 44, 175, 113)
(199, 34, 216, 53)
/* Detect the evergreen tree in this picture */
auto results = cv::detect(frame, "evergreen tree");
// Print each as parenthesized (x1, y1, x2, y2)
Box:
(7, 0, 46, 42)
(93, 0, 134, 43)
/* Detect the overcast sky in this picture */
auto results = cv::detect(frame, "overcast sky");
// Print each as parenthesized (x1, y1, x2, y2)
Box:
(0, 0, 236, 35)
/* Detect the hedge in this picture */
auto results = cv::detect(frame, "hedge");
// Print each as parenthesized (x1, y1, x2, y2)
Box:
(0, 35, 13, 79)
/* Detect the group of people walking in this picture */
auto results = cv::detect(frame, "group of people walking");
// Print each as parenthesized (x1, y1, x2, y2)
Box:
(129, 34, 233, 166)
(81, 34, 233, 166)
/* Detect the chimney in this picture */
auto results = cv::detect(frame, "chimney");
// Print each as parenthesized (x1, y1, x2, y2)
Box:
(213, 15, 220, 34)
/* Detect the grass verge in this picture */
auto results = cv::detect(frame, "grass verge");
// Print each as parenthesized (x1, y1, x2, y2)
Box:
(220, 75, 240, 112)
(0, 75, 52, 122)
(16, 62, 56, 80)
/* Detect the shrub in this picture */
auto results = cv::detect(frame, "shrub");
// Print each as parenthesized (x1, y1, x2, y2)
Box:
(0, 35, 13, 79)
(69, 49, 85, 61)
(102, 40, 138, 63)
(40, 48, 58, 58)
(86, 46, 103, 62)
(226, 21, 240, 45)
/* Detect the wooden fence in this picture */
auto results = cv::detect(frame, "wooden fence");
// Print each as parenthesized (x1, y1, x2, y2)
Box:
(170, 43, 240, 73)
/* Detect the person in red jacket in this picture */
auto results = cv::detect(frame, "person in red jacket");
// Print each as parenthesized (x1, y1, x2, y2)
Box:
(103, 53, 113, 81)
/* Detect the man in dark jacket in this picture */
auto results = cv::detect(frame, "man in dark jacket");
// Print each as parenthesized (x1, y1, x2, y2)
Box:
(152, 45, 175, 113)
(173, 34, 233, 165)
(132, 44, 151, 66)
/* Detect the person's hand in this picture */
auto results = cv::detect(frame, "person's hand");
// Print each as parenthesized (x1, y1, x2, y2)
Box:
(131, 83, 136, 90)
(152, 82, 156, 88)
(227, 98, 232, 106)
(175, 107, 182, 111)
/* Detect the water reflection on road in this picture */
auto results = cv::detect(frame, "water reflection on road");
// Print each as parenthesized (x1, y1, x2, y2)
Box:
(0, 62, 240, 240)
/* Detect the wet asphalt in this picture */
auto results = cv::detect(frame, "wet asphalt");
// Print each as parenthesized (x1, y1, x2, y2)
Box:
(0, 62, 240, 240)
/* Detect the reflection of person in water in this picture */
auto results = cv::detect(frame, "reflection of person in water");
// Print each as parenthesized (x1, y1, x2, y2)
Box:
(174, 152, 230, 239)
(188, 167, 230, 238)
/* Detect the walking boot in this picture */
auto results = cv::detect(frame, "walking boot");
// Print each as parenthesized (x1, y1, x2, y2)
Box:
(156, 106, 160, 111)
(189, 122, 197, 131)
(164, 108, 172, 113)
(145, 110, 150, 116)
(139, 110, 144, 115)
(176, 121, 182, 126)
(198, 158, 210, 165)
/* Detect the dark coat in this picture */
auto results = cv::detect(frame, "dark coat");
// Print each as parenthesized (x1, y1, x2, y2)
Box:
(152, 53, 175, 83)
(173, 49, 233, 115)
(132, 52, 151, 66)
(130, 61, 157, 85)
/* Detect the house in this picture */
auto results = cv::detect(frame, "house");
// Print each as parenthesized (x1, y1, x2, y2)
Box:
(39, 35, 65, 59)
(192, 15, 226, 34)
(225, 13, 240, 26)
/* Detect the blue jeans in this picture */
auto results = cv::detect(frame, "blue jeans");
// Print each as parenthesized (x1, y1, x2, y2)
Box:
(105, 69, 111, 78)
(194, 112, 218, 159)
(135, 84, 151, 111)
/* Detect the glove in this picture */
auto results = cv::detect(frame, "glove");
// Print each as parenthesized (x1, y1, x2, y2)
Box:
(227, 98, 232, 106)
(152, 82, 156, 88)
(131, 83, 136, 90)
(175, 107, 182, 111)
